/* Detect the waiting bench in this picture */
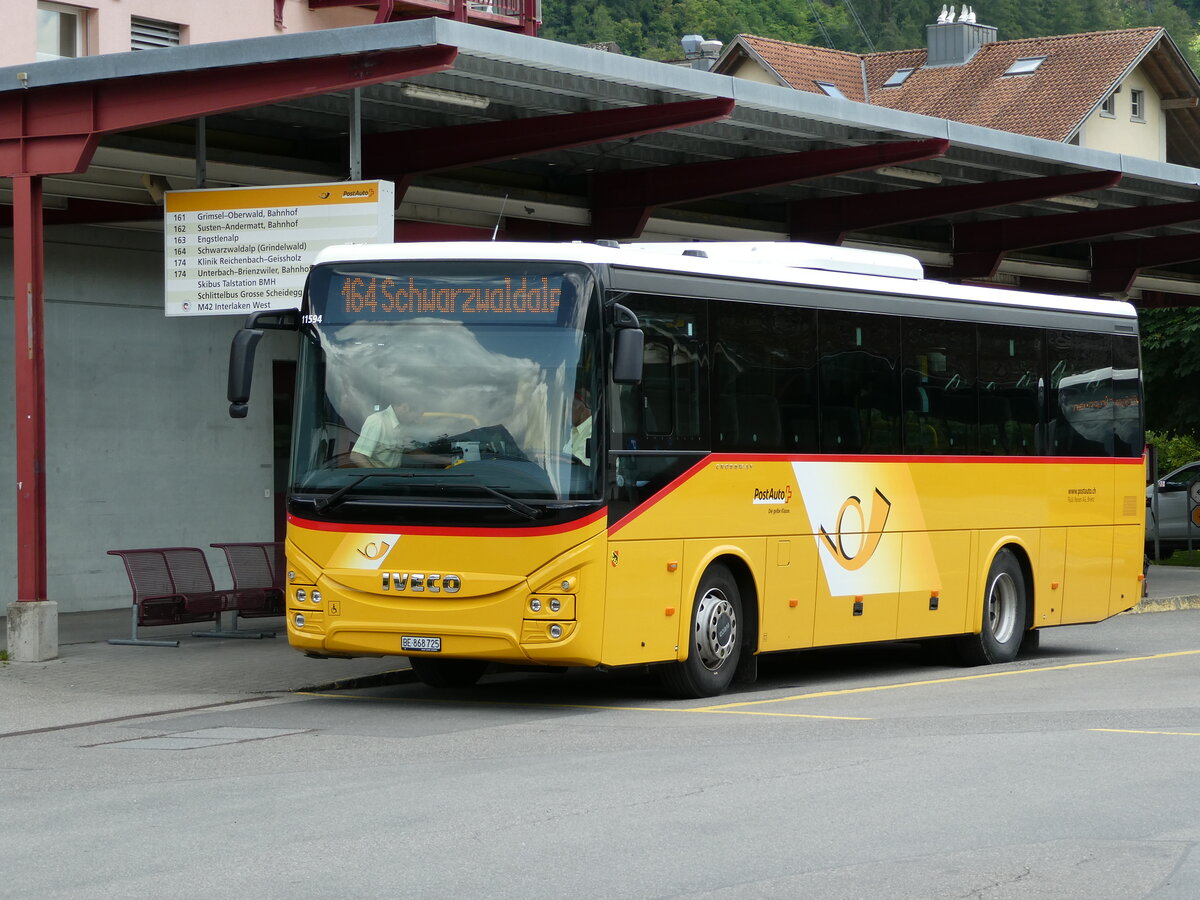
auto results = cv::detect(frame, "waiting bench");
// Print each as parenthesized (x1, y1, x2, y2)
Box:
(108, 546, 279, 647)
(210, 541, 285, 619)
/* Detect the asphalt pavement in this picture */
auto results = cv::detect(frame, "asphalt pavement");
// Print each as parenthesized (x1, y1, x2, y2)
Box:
(2, 563, 1199, 736)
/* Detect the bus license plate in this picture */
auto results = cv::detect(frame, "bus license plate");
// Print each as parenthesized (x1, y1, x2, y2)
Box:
(402, 636, 441, 652)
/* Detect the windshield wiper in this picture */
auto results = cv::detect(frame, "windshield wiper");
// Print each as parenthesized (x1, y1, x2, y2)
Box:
(477, 484, 540, 520)
(310, 472, 539, 519)
(312, 472, 396, 513)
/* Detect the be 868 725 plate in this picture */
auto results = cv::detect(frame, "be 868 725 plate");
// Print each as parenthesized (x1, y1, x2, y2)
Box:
(401, 635, 441, 652)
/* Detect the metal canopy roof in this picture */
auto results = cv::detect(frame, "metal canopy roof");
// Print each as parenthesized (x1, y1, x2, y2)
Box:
(5, 17, 1200, 303)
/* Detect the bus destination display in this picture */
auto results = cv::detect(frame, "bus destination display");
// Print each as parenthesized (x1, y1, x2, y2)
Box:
(328, 273, 566, 324)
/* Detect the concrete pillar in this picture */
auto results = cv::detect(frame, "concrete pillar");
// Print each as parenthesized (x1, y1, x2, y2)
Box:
(6, 601, 58, 662)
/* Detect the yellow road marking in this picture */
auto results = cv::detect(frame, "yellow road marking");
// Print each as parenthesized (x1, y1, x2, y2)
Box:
(1092, 728, 1200, 737)
(694, 649, 1200, 712)
(296, 649, 1200, 719)
(294, 691, 868, 719)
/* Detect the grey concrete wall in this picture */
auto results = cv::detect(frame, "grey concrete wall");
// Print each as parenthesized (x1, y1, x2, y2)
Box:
(1, 226, 295, 612)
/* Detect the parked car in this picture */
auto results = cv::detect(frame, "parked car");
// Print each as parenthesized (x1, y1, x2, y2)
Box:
(1146, 461, 1200, 558)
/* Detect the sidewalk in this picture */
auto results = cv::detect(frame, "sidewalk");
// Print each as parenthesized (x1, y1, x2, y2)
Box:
(3, 564, 1199, 735)
(1135, 563, 1200, 611)
(0, 608, 411, 735)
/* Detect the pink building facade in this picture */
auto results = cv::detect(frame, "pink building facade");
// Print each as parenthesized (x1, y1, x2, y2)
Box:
(10, 1, 378, 64)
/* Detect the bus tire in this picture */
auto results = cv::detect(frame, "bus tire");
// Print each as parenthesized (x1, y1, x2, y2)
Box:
(956, 548, 1027, 666)
(409, 656, 488, 689)
(662, 563, 743, 699)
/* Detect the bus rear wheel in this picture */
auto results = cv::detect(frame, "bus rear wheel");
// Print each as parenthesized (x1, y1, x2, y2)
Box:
(956, 548, 1027, 666)
(408, 656, 488, 689)
(662, 563, 743, 699)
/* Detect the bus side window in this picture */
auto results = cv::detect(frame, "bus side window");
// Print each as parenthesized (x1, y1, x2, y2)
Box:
(713, 302, 816, 453)
(819, 310, 900, 454)
(1112, 336, 1143, 458)
(610, 294, 708, 451)
(901, 317, 977, 454)
(978, 325, 1041, 456)
(1047, 330, 1112, 457)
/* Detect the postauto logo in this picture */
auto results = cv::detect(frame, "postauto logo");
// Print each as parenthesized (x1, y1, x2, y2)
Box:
(752, 485, 792, 505)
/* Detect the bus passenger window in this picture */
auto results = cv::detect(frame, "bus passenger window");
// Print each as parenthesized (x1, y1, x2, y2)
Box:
(1048, 331, 1113, 457)
(713, 303, 816, 453)
(978, 325, 1041, 455)
(901, 318, 977, 454)
(1112, 336, 1142, 457)
(819, 310, 900, 454)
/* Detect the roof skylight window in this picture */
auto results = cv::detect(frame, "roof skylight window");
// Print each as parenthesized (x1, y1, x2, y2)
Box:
(882, 68, 915, 88)
(814, 81, 847, 98)
(1004, 56, 1046, 76)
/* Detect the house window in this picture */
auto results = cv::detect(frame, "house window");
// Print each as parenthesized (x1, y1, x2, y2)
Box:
(1003, 56, 1046, 76)
(36, 2, 85, 60)
(883, 68, 915, 88)
(1100, 91, 1116, 118)
(814, 81, 847, 99)
(1130, 89, 1146, 122)
(131, 17, 182, 50)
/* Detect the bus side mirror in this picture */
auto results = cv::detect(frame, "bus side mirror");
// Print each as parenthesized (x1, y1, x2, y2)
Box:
(227, 308, 300, 418)
(611, 303, 643, 385)
(228, 328, 264, 418)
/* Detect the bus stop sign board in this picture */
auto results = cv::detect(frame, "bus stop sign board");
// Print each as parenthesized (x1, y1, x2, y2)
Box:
(162, 180, 395, 317)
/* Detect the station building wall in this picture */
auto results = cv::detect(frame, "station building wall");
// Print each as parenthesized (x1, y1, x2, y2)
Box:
(1, 226, 294, 612)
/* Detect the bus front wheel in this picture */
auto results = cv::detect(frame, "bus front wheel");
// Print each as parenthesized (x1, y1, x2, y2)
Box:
(956, 548, 1027, 666)
(409, 656, 488, 689)
(662, 564, 743, 699)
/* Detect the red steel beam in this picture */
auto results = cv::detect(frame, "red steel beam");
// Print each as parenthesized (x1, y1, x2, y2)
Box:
(13, 176, 47, 603)
(790, 170, 1122, 244)
(953, 197, 1200, 279)
(1090, 233, 1200, 295)
(590, 138, 949, 238)
(363, 98, 736, 198)
(0, 199, 162, 229)
(0, 45, 458, 176)
(511, 138, 949, 241)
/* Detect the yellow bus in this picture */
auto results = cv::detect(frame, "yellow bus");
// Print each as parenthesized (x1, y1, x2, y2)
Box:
(228, 241, 1145, 697)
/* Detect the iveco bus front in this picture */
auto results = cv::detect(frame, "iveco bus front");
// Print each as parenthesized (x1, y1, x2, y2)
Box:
(227, 245, 643, 689)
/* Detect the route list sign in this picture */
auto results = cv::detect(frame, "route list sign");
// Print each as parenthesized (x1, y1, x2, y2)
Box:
(163, 180, 395, 317)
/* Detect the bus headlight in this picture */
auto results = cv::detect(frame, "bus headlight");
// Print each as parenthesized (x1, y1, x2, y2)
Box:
(310, 590, 322, 605)
(549, 624, 563, 639)
(295, 589, 307, 603)
(530, 598, 542, 612)
(549, 598, 561, 613)
(294, 613, 306, 629)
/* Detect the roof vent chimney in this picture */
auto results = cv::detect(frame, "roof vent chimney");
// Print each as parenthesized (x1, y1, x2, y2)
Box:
(681, 34, 723, 70)
(926, 6, 996, 67)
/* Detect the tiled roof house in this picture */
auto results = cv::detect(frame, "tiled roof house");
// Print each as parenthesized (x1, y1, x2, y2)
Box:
(714, 18, 1200, 165)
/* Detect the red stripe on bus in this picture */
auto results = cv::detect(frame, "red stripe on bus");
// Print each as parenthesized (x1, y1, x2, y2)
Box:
(606, 457, 712, 537)
(606, 452, 1145, 537)
(288, 508, 607, 538)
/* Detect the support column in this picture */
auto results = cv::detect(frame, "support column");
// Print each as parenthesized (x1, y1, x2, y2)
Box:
(8, 174, 57, 662)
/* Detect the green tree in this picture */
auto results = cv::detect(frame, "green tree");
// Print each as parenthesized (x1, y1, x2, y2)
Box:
(1140, 307, 1200, 440)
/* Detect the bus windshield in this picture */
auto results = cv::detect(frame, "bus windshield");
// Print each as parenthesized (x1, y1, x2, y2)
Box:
(291, 261, 601, 521)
